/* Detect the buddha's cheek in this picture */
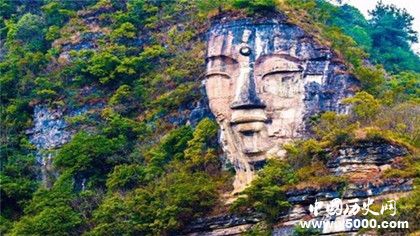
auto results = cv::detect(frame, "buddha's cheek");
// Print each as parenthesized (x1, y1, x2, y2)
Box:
(267, 108, 304, 138)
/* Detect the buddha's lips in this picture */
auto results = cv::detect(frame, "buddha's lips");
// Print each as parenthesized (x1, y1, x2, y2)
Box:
(243, 148, 264, 155)
(234, 121, 265, 132)
(230, 109, 268, 124)
(230, 116, 267, 124)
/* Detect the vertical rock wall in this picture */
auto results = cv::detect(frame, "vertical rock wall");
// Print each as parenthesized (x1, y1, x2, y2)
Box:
(205, 17, 360, 193)
(26, 103, 102, 187)
(26, 105, 71, 187)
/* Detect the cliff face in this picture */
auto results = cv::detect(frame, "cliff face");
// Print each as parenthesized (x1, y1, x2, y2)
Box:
(186, 16, 412, 235)
(26, 103, 104, 187)
(186, 141, 412, 235)
(205, 17, 359, 193)
(26, 106, 71, 187)
(25, 6, 213, 189)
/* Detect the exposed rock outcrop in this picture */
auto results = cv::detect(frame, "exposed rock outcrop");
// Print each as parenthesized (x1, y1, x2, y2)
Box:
(27, 103, 103, 187)
(26, 105, 71, 187)
(205, 17, 359, 193)
(185, 213, 263, 236)
(186, 140, 412, 235)
(327, 141, 408, 180)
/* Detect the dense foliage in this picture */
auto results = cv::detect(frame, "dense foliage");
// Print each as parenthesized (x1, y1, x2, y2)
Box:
(317, 1, 420, 73)
(1, 0, 419, 235)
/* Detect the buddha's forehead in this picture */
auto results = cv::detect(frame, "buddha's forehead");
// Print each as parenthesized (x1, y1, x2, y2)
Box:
(206, 19, 305, 61)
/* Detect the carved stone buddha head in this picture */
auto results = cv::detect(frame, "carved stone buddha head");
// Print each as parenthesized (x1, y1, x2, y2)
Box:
(205, 18, 357, 193)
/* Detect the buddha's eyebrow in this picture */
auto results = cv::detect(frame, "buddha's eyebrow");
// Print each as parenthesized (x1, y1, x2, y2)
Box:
(255, 54, 301, 65)
(206, 55, 238, 63)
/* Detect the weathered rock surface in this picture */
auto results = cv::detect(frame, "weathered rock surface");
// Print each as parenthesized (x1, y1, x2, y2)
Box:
(327, 141, 408, 180)
(186, 140, 412, 235)
(27, 103, 103, 187)
(205, 16, 359, 193)
(185, 213, 263, 236)
(26, 105, 71, 187)
(27, 105, 72, 150)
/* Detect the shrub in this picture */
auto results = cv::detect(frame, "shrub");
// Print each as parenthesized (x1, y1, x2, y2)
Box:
(232, 0, 277, 13)
(354, 66, 386, 97)
(231, 160, 297, 223)
(86, 52, 121, 84)
(54, 132, 126, 185)
(342, 91, 381, 124)
(312, 111, 357, 144)
(184, 118, 219, 172)
(10, 13, 47, 51)
(106, 164, 147, 191)
(283, 139, 325, 169)
(10, 173, 82, 236)
(146, 126, 193, 177)
(373, 102, 419, 146)
(10, 205, 82, 236)
(387, 71, 420, 103)
(91, 171, 217, 235)
(110, 22, 137, 43)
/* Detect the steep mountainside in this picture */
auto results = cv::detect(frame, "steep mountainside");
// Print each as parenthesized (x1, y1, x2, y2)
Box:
(1, 0, 419, 235)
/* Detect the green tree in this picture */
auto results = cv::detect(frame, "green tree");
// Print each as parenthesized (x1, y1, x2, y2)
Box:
(312, 111, 356, 144)
(184, 118, 219, 172)
(368, 1, 420, 72)
(54, 132, 126, 186)
(41, 2, 71, 27)
(387, 71, 420, 102)
(9, 174, 82, 236)
(342, 91, 381, 124)
(106, 164, 147, 191)
(110, 22, 137, 44)
(354, 65, 386, 96)
(86, 52, 121, 84)
(232, 0, 276, 13)
(91, 172, 217, 235)
(326, 4, 372, 51)
(10, 13, 47, 51)
(145, 126, 193, 178)
(232, 160, 297, 223)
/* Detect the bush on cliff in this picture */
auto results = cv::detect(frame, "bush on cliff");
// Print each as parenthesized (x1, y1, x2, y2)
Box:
(231, 160, 297, 223)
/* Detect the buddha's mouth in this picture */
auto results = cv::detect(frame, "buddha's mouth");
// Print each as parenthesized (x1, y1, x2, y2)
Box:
(230, 109, 267, 124)
(228, 109, 270, 155)
(232, 124, 267, 155)
(235, 121, 265, 132)
(240, 130, 266, 155)
(243, 147, 265, 155)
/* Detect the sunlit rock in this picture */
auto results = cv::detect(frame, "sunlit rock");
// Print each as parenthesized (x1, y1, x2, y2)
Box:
(205, 17, 359, 193)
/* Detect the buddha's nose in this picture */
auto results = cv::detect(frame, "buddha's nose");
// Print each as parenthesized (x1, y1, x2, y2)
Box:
(230, 64, 265, 109)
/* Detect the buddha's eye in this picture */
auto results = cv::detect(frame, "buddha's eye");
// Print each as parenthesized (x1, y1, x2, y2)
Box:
(206, 72, 231, 79)
(261, 72, 301, 98)
(281, 76, 294, 82)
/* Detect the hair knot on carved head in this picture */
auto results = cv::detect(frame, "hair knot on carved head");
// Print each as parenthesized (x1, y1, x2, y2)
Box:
(239, 46, 251, 56)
